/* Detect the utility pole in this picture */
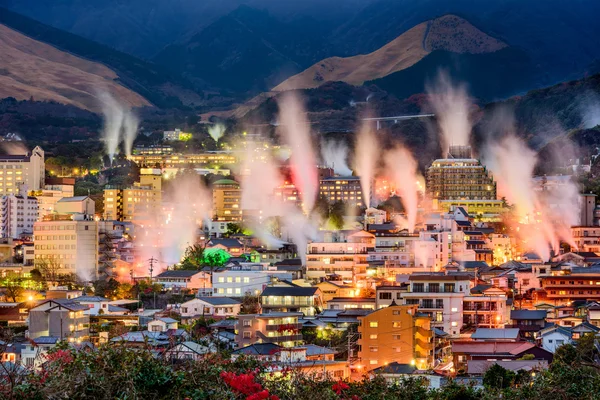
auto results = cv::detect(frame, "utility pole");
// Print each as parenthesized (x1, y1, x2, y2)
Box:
(148, 257, 157, 282)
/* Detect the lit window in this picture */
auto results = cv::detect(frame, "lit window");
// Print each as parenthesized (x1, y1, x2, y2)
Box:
(369, 321, 378, 328)
(369, 334, 377, 339)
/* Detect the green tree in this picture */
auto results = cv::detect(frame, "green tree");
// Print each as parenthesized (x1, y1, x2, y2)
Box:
(225, 223, 243, 237)
(328, 201, 345, 230)
(179, 243, 206, 270)
(483, 363, 516, 389)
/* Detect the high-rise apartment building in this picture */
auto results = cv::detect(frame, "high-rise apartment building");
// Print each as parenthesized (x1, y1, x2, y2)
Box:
(0, 194, 38, 238)
(212, 179, 242, 222)
(319, 176, 364, 209)
(0, 146, 45, 196)
(103, 168, 162, 221)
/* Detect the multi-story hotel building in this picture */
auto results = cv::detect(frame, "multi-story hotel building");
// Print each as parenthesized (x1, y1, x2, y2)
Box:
(426, 146, 503, 214)
(212, 179, 242, 222)
(128, 151, 237, 169)
(32, 178, 75, 221)
(0, 146, 45, 196)
(33, 214, 99, 279)
(103, 169, 162, 221)
(319, 176, 364, 209)
(357, 304, 432, 371)
(540, 266, 600, 302)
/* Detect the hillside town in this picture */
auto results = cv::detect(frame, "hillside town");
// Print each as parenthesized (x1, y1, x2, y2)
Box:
(0, 133, 597, 391)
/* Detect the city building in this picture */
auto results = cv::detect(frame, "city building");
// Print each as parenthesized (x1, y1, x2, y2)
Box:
(33, 214, 99, 278)
(154, 270, 211, 290)
(0, 194, 38, 238)
(133, 144, 173, 155)
(540, 266, 600, 302)
(163, 128, 192, 141)
(260, 285, 322, 316)
(0, 146, 44, 196)
(357, 303, 432, 371)
(376, 285, 409, 309)
(212, 179, 242, 222)
(319, 176, 364, 209)
(128, 152, 237, 169)
(451, 341, 553, 372)
(235, 312, 303, 348)
(426, 146, 503, 215)
(103, 168, 162, 221)
(32, 178, 75, 220)
(317, 281, 358, 304)
(580, 193, 596, 226)
(180, 297, 241, 320)
(28, 299, 89, 341)
(571, 226, 600, 252)
(55, 196, 95, 216)
(212, 265, 292, 297)
(306, 231, 375, 281)
(400, 273, 471, 336)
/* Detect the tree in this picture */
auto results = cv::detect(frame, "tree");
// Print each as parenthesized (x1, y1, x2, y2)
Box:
(179, 243, 207, 270)
(3, 273, 24, 302)
(225, 223, 243, 237)
(483, 363, 515, 389)
(93, 278, 120, 298)
(328, 201, 345, 230)
(37, 257, 61, 286)
(240, 294, 260, 314)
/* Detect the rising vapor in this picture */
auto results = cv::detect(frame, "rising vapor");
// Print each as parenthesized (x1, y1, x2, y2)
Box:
(384, 146, 419, 233)
(98, 90, 139, 163)
(354, 120, 378, 208)
(320, 139, 352, 175)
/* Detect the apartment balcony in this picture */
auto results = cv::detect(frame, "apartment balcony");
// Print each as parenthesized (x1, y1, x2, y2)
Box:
(265, 323, 303, 332)
(419, 304, 444, 310)
(261, 299, 314, 307)
(255, 331, 302, 343)
(463, 306, 498, 312)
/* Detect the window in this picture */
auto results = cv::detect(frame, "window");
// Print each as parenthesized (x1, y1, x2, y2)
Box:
(243, 332, 251, 339)
(369, 334, 377, 339)
(413, 283, 424, 292)
(451, 307, 458, 312)
(243, 320, 252, 327)
(393, 347, 401, 353)
(422, 299, 433, 308)
(369, 321, 378, 328)
(392, 335, 401, 340)
(369, 346, 378, 352)
(379, 292, 392, 300)
(392, 310, 400, 315)
(436, 299, 444, 309)
(392, 322, 401, 328)
(369, 360, 378, 365)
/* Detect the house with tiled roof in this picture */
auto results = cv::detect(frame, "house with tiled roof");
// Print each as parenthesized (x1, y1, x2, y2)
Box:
(451, 340, 553, 372)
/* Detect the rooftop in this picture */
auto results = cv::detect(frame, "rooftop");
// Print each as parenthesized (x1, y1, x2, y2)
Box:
(471, 328, 520, 340)
(155, 270, 204, 278)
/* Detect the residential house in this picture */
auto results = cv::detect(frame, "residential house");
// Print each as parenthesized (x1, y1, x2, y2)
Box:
(471, 328, 520, 342)
(212, 264, 292, 297)
(357, 303, 432, 371)
(537, 325, 573, 353)
(20, 336, 60, 370)
(235, 312, 303, 348)
(206, 238, 244, 256)
(154, 270, 211, 291)
(28, 299, 89, 341)
(71, 295, 131, 316)
(452, 341, 553, 372)
(316, 281, 357, 305)
(180, 297, 240, 320)
(165, 341, 216, 361)
(148, 317, 178, 332)
(463, 285, 508, 329)
(508, 310, 547, 339)
(260, 285, 322, 316)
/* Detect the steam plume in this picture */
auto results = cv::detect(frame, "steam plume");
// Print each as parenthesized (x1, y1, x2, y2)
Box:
(354, 121, 378, 208)
(426, 71, 472, 155)
(98, 91, 139, 163)
(122, 112, 139, 158)
(320, 139, 352, 175)
(384, 146, 419, 232)
(277, 92, 318, 214)
(208, 124, 226, 143)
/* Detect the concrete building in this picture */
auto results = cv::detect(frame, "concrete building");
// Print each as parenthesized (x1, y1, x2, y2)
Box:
(128, 152, 237, 170)
(28, 299, 89, 341)
(306, 231, 375, 281)
(0, 194, 38, 238)
(319, 176, 364, 209)
(571, 226, 600, 252)
(260, 286, 322, 316)
(212, 179, 242, 222)
(235, 312, 303, 348)
(540, 266, 600, 302)
(580, 193, 596, 226)
(103, 168, 162, 221)
(32, 178, 75, 220)
(154, 270, 211, 290)
(55, 196, 95, 216)
(180, 297, 241, 319)
(33, 214, 99, 279)
(0, 146, 44, 196)
(212, 265, 292, 297)
(357, 304, 432, 371)
(463, 285, 509, 328)
(401, 273, 471, 336)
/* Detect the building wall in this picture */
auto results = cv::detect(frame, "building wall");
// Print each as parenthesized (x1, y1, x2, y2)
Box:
(357, 304, 431, 371)
(426, 158, 496, 201)
(33, 219, 99, 278)
(319, 177, 363, 209)
(235, 314, 302, 348)
(540, 331, 571, 353)
(0, 195, 38, 238)
(212, 181, 242, 222)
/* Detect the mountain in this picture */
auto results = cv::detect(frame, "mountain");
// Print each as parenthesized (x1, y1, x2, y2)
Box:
(0, 23, 149, 111)
(154, 5, 332, 94)
(274, 15, 506, 91)
(332, 0, 600, 86)
(0, 7, 205, 109)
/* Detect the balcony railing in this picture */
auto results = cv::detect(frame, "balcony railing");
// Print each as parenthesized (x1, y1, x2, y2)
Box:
(255, 331, 302, 343)
(265, 323, 302, 332)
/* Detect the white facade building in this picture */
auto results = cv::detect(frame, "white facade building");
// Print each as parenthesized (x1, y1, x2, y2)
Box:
(0, 146, 45, 196)
(212, 265, 292, 297)
(0, 194, 38, 238)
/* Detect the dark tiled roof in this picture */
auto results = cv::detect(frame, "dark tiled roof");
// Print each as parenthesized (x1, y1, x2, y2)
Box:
(232, 343, 281, 356)
(462, 261, 490, 269)
(372, 362, 417, 375)
(208, 238, 244, 248)
(511, 310, 547, 320)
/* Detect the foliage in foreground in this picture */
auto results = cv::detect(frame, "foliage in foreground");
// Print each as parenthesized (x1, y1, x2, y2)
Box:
(0, 340, 599, 400)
